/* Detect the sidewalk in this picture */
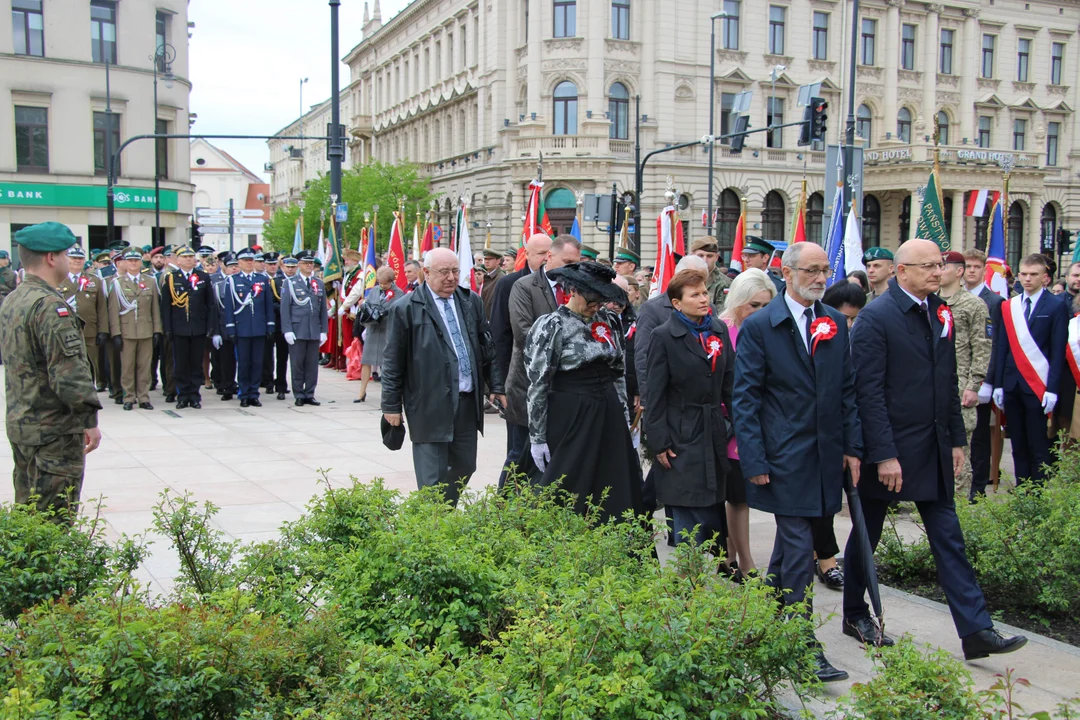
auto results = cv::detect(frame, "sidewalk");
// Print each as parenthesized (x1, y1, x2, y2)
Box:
(0, 366, 1074, 713)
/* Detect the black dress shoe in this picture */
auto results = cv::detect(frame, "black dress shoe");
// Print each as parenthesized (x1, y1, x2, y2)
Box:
(295, 398, 305, 406)
(240, 399, 250, 408)
(96, 385, 106, 392)
(190, 402, 201, 409)
(842, 616, 895, 647)
(961, 628, 1027, 661)
(249, 398, 262, 407)
(816, 560, 844, 589)
(305, 398, 320, 406)
(277, 392, 286, 400)
(176, 400, 188, 409)
(216, 387, 225, 395)
(123, 402, 134, 411)
(813, 652, 849, 683)
(221, 394, 233, 401)
(139, 402, 154, 410)
(166, 394, 176, 403)
(115, 396, 124, 405)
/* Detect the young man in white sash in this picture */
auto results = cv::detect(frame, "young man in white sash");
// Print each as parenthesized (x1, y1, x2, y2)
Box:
(989, 254, 1068, 485)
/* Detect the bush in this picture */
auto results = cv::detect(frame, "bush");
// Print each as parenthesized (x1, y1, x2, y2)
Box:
(877, 443, 1080, 621)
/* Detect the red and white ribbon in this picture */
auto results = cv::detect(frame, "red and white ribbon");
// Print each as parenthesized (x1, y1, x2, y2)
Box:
(78, 276, 89, 292)
(937, 305, 953, 340)
(252, 283, 263, 297)
(1001, 295, 1049, 399)
(703, 334, 723, 372)
(809, 316, 837, 356)
(1066, 315, 1080, 387)
(590, 321, 616, 352)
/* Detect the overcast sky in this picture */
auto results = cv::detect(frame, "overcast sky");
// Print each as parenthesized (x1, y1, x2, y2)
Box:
(188, 0, 411, 181)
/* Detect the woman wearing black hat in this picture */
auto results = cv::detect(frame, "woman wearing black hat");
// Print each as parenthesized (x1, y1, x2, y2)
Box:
(644, 269, 734, 550)
(524, 262, 643, 521)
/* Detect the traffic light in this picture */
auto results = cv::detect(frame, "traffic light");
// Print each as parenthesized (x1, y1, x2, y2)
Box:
(1058, 228, 1073, 256)
(730, 114, 751, 153)
(799, 97, 828, 146)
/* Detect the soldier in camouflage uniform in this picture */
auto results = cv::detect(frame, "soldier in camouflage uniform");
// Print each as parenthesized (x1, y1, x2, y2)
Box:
(0, 223, 102, 519)
(939, 251, 991, 498)
(56, 245, 109, 388)
(690, 236, 732, 311)
(0, 249, 17, 306)
(864, 247, 895, 304)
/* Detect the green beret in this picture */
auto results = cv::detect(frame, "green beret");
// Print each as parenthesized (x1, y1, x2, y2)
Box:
(742, 237, 775, 256)
(482, 248, 502, 259)
(83, 260, 93, 270)
(175, 246, 196, 258)
(863, 247, 894, 262)
(0, 250, 8, 259)
(141, 245, 152, 253)
(580, 245, 599, 260)
(13, 222, 78, 253)
(614, 248, 640, 265)
(503, 248, 517, 259)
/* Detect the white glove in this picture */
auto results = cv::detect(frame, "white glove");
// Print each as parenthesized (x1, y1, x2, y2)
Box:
(978, 382, 993, 405)
(212, 335, 222, 350)
(284, 332, 296, 345)
(337, 305, 346, 316)
(319, 332, 328, 344)
(531, 442, 551, 473)
(1042, 392, 1058, 415)
(992, 388, 1004, 408)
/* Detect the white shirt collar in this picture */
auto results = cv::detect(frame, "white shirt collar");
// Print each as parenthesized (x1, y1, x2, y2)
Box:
(783, 288, 814, 321)
(1023, 287, 1044, 306)
(127, 273, 139, 281)
(898, 284, 929, 308)
(69, 273, 77, 283)
(968, 282, 987, 297)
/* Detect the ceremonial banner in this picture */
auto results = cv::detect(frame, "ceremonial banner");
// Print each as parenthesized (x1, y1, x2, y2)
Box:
(650, 205, 677, 297)
(916, 168, 950, 250)
(985, 199, 1011, 299)
(824, 181, 845, 287)
(456, 203, 476, 291)
(843, 207, 866, 277)
(362, 225, 378, 291)
(789, 180, 807, 244)
(387, 212, 408, 291)
(291, 217, 303, 255)
(323, 216, 344, 282)
(729, 199, 747, 272)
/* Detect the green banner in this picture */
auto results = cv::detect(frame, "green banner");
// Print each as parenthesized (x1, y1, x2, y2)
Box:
(915, 169, 949, 250)
(0, 182, 179, 211)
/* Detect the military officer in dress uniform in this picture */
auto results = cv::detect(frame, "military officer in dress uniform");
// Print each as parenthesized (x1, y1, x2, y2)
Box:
(281, 253, 329, 406)
(741, 237, 786, 293)
(108, 249, 162, 411)
(579, 245, 600, 261)
(261, 251, 290, 399)
(161, 246, 216, 409)
(479, 248, 505, 319)
(211, 253, 238, 400)
(613, 247, 640, 278)
(57, 245, 109, 388)
(224, 247, 275, 407)
(0, 223, 102, 520)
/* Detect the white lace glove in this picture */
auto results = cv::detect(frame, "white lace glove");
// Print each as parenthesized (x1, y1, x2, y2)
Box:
(284, 332, 296, 345)
(531, 442, 551, 473)
(1042, 392, 1058, 415)
(992, 388, 1004, 408)
(978, 382, 993, 405)
(319, 332, 327, 344)
(212, 335, 222, 350)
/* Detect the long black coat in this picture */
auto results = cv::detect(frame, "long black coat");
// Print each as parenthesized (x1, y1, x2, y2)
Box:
(645, 315, 734, 507)
(160, 268, 216, 337)
(851, 280, 966, 502)
(489, 266, 531, 383)
(381, 283, 504, 444)
(633, 293, 674, 407)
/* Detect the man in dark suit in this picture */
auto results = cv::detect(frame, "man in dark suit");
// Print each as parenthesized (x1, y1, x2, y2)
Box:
(503, 235, 580, 480)
(489, 234, 549, 486)
(847, 239, 1026, 661)
(964, 249, 1006, 497)
(989, 253, 1068, 485)
(733, 242, 860, 683)
(160, 246, 216, 409)
(382, 248, 506, 505)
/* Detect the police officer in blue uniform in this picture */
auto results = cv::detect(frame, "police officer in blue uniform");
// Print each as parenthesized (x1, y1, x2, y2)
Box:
(224, 247, 275, 407)
(261, 251, 290, 400)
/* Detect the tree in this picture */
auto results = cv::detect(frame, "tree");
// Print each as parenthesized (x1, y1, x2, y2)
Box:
(263, 161, 437, 255)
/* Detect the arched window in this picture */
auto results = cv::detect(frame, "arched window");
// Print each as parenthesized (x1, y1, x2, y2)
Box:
(856, 104, 872, 147)
(863, 195, 881, 250)
(937, 110, 950, 145)
(553, 81, 578, 135)
(897, 107, 912, 143)
(1008, 201, 1024, 269)
(762, 191, 785, 241)
(807, 192, 824, 245)
(608, 82, 629, 139)
(716, 189, 741, 262)
(1041, 203, 1058, 253)
(545, 187, 578, 238)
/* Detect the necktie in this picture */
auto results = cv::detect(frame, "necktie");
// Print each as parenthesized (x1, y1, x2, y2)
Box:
(803, 307, 815, 354)
(1024, 297, 1032, 323)
(439, 298, 472, 382)
(919, 301, 933, 332)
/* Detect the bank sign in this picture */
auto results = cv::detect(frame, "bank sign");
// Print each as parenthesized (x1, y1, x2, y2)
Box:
(0, 182, 179, 211)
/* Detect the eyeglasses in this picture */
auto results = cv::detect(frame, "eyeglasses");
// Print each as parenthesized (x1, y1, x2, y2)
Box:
(430, 267, 460, 277)
(900, 262, 946, 271)
(795, 266, 834, 279)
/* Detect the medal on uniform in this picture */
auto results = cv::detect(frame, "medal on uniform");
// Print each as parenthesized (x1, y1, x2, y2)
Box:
(809, 316, 837, 356)
(937, 305, 953, 340)
(702, 335, 722, 372)
(590, 321, 616, 352)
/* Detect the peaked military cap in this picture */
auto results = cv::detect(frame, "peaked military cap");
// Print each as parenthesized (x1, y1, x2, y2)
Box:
(175, 246, 196, 258)
(863, 247, 894, 262)
(122, 249, 142, 261)
(482, 247, 502, 259)
(14, 222, 78, 253)
(67, 245, 87, 258)
(614, 247, 640, 265)
(197, 246, 215, 257)
(223, 253, 239, 266)
(282, 255, 299, 267)
(742, 237, 775, 256)
(580, 244, 599, 260)
(235, 248, 256, 260)
(262, 251, 280, 262)
(503, 248, 517, 259)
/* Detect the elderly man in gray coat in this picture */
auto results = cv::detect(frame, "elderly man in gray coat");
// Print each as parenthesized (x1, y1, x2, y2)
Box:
(381, 248, 506, 505)
(280, 254, 329, 406)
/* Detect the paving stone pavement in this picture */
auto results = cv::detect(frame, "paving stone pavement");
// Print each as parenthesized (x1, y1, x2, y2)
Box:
(0, 365, 1075, 713)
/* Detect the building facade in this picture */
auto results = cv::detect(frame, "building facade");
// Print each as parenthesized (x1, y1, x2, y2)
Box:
(190, 139, 269, 251)
(0, 0, 194, 257)
(275, 0, 1079, 270)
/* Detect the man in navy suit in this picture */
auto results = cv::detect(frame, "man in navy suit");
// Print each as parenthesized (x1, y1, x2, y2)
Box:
(990, 254, 1068, 484)
(847, 239, 1026, 661)
(733, 242, 861, 683)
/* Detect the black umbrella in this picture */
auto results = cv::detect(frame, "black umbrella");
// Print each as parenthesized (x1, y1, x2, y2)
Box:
(844, 468, 883, 620)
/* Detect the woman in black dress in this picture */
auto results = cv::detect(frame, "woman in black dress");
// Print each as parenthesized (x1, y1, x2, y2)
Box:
(524, 262, 643, 521)
(644, 269, 735, 548)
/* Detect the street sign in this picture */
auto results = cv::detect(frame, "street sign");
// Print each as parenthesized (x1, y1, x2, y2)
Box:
(198, 217, 232, 226)
(233, 222, 265, 229)
(198, 226, 231, 234)
(196, 208, 230, 217)
(236, 209, 265, 218)
(335, 203, 349, 223)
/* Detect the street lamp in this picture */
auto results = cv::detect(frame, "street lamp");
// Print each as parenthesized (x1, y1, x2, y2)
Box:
(151, 41, 176, 248)
(705, 10, 727, 234)
(299, 77, 309, 154)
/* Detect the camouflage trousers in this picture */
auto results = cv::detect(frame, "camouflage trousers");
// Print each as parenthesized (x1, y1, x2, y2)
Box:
(956, 405, 978, 498)
(11, 433, 86, 522)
